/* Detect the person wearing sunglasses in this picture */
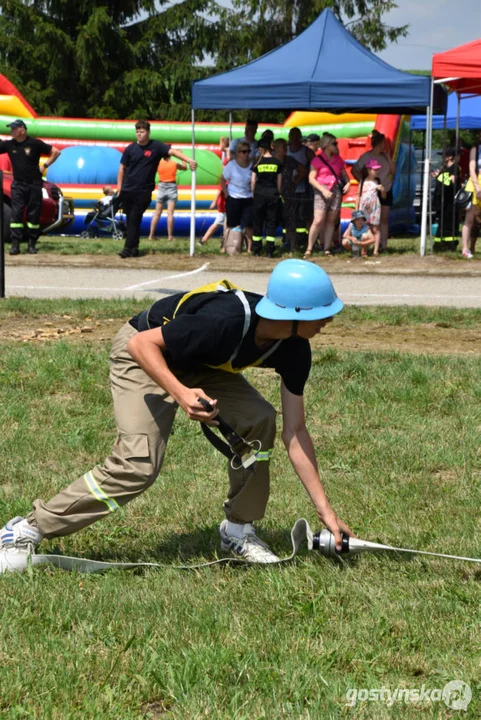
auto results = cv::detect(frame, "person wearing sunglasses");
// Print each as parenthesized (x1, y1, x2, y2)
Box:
(304, 132, 350, 258)
(221, 141, 254, 252)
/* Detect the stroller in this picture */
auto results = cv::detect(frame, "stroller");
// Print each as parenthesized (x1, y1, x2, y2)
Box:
(81, 193, 127, 240)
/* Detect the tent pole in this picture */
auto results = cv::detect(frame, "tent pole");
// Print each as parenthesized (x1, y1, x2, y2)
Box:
(420, 100, 432, 257)
(427, 77, 434, 253)
(189, 108, 196, 257)
(229, 112, 233, 143)
(454, 92, 461, 249)
(438, 109, 447, 246)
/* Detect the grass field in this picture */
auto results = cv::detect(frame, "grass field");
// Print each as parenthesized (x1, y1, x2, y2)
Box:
(28, 232, 480, 262)
(32, 234, 425, 257)
(1, 301, 480, 719)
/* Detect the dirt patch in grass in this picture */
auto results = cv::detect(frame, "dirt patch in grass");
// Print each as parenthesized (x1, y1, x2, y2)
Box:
(314, 322, 481, 356)
(2, 312, 480, 356)
(6, 251, 481, 276)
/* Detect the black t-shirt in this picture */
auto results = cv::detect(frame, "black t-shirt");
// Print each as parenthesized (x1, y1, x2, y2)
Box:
(121, 139, 171, 193)
(129, 290, 311, 395)
(0, 136, 52, 184)
(253, 156, 281, 193)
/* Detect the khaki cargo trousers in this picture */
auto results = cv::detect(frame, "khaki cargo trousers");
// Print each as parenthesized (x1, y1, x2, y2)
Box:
(28, 322, 277, 539)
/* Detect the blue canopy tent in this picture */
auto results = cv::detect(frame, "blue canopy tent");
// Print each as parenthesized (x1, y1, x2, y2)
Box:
(189, 8, 447, 253)
(411, 93, 481, 130)
(192, 9, 442, 113)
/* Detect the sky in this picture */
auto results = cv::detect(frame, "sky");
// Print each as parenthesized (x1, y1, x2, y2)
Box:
(376, 0, 481, 70)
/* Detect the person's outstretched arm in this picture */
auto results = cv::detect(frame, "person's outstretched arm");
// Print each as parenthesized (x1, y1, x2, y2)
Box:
(168, 148, 197, 171)
(280, 381, 353, 550)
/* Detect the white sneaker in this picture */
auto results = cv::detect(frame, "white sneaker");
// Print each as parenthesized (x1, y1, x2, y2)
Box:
(0, 516, 43, 574)
(219, 520, 280, 564)
(462, 250, 473, 259)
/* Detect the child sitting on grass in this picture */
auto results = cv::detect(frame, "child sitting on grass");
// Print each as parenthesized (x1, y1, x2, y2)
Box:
(342, 210, 373, 257)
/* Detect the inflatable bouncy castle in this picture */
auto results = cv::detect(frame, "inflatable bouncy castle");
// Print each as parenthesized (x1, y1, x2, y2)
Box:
(0, 74, 416, 237)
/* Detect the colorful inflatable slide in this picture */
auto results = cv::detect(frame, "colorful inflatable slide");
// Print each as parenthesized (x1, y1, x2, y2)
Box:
(0, 74, 416, 237)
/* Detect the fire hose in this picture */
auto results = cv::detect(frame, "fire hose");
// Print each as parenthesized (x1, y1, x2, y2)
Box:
(3, 403, 481, 573)
(3, 519, 481, 574)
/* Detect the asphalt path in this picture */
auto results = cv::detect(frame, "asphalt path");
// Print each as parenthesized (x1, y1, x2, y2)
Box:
(4, 263, 481, 308)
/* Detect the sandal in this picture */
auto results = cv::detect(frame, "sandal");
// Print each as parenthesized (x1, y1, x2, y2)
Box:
(324, 250, 332, 257)
(303, 249, 312, 260)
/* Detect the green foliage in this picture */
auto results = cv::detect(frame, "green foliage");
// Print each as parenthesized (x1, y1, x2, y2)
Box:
(0, 0, 220, 118)
(216, 0, 408, 69)
(0, 0, 409, 121)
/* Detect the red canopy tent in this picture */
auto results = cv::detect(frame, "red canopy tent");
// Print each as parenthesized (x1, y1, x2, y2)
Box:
(420, 38, 481, 255)
(432, 39, 481, 94)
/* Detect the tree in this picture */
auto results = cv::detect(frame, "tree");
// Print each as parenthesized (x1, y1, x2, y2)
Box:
(0, 0, 409, 120)
(215, 0, 408, 70)
(0, 0, 220, 118)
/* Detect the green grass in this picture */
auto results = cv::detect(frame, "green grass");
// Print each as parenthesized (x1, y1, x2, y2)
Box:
(2, 297, 481, 329)
(37, 234, 426, 257)
(1, 301, 481, 718)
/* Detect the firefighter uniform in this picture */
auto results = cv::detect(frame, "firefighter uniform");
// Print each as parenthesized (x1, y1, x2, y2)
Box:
(0, 133, 53, 254)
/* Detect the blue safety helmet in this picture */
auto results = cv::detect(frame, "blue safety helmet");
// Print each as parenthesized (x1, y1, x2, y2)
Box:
(255, 259, 344, 321)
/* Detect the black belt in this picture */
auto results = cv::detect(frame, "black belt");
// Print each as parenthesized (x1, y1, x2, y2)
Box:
(198, 398, 259, 472)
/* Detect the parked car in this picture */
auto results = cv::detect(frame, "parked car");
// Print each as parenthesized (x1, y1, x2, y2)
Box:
(1, 170, 74, 244)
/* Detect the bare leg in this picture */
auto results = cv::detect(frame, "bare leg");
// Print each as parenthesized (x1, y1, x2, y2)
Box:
(167, 200, 176, 241)
(244, 227, 253, 253)
(462, 206, 477, 254)
(305, 207, 326, 257)
(380, 206, 390, 250)
(201, 222, 220, 244)
(371, 225, 381, 255)
(323, 210, 339, 253)
(148, 202, 164, 240)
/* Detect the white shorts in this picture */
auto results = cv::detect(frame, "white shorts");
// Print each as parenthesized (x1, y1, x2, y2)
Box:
(214, 212, 226, 225)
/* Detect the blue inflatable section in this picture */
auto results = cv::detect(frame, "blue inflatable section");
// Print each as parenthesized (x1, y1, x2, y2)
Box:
(48, 146, 122, 185)
(57, 210, 414, 239)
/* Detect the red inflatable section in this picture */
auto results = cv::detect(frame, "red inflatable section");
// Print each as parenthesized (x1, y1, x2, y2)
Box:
(0, 75, 37, 118)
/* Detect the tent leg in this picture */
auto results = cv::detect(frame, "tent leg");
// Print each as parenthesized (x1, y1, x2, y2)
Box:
(189, 108, 196, 257)
(453, 92, 461, 245)
(427, 77, 434, 253)
(420, 100, 432, 257)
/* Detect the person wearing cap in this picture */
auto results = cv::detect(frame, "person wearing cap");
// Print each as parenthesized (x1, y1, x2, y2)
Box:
(352, 131, 396, 252)
(358, 158, 386, 256)
(0, 120, 61, 254)
(305, 133, 321, 156)
(342, 210, 373, 257)
(251, 136, 282, 257)
(0, 260, 353, 572)
(432, 147, 461, 250)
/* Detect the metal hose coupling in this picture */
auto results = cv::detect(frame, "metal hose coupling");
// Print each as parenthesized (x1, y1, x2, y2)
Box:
(310, 528, 481, 565)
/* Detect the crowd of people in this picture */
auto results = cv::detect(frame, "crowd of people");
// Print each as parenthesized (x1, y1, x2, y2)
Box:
(4, 115, 480, 259)
(200, 121, 397, 259)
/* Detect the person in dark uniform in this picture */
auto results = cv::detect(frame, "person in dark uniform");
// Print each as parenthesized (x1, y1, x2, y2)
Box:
(251, 137, 282, 257)
(117, 120, 197, 258)
(0, 119, 61, 255)
(0, 260, 353, 572)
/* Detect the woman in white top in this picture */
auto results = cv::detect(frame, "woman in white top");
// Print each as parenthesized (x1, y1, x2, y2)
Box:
(221, 141, 253, 250)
